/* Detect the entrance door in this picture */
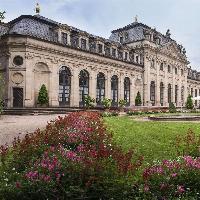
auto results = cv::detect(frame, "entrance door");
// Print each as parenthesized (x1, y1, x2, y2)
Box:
(13, 88, 23, 107)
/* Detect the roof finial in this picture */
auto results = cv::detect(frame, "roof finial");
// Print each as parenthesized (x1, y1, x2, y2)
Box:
(135, 15, 138, 23)
(0, 11, 6, 22)
(35, 2, 40, 15)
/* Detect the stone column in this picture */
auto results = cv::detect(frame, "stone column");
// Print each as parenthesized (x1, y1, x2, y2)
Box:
(24, 60, 34, 107)
(50, 65, 59, 107)
(89, 71, 97, 105)
(172, 66, 175, 104)
(130, 77, 135, 106)
(163, 63, 168, 107)
(143, 57, 150, 106)
(106, 71, 111, 99)
(156, 60, 160, 106)
(119, 74, 124, 100)
(71, 67, 79, 107)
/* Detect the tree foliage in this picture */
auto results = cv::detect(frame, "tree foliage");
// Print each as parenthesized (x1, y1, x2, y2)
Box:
(135, 91, 142, 106)
(37, 84, 49, 106)
(185, 95, 194, 109)
(169, 102, 176, 113)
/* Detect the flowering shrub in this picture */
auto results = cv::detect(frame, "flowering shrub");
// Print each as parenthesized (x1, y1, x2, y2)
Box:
(175, 129, 200, 158)
(0, 112, 143, 199)
(142, 156, 200, 199)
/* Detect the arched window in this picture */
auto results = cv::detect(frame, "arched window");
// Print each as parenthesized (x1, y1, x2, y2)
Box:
(111, 75, 118, 107)
(59, 66, 71, 106)
(96, 72, 105, 105)
(79, 70, 89, 107)
(150, 81, 155, 106)
(175, 85, 178, 105)
(168, 84, 172, 103)
(124, 77, 130, 106)
(151, 59, 155, 68)
(181, 86, 184, 104)
(160, 82, 164, 106)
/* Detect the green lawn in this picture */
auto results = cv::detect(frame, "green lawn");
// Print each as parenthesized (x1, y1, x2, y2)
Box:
(104, 116, 200, 164)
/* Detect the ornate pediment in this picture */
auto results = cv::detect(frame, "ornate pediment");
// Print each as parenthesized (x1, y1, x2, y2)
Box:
(158, 42, 187, 62)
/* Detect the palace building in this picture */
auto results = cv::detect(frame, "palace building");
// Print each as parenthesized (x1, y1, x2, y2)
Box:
(0, 12, 199, 108)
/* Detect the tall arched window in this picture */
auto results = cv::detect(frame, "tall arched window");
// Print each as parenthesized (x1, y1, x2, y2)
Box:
(150, 81, 155, 106)
(168, 84, 172, 103)
(181, 86, 184, 105)
(124, 77, 130, 106)
(96, 72, 105, 105)
(79, 70, 89, 107)
(160, 82, 164, 106)
(175, 85, 178, 105)
(111, 75, 118, 107)
(59, 66, 71, 106)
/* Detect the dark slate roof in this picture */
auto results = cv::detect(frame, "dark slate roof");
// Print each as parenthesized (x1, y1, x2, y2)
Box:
(8, 15, 59, 27)
(110, 21, 171, 46)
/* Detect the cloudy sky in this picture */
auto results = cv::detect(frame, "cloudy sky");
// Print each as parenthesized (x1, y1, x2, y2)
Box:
(1, 0, 200, 69)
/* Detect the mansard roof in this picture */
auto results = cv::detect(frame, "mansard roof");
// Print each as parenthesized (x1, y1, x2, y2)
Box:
(110, 22, 169, 44)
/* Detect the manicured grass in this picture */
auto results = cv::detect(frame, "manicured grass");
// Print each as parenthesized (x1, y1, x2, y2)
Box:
(104, 116, 200, 164)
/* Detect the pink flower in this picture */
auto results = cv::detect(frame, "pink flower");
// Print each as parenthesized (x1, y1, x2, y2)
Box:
(177, 185, 185, 194)
(66, 151, 77, 160)
(144, 184, 150, 192)
(171, 173, 177, 177)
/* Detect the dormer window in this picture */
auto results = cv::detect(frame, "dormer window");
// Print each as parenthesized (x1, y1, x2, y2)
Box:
(104, 45, 110, 56)
(61, 32, 68, 45)
(125, 32, 129, 40)
(168, 65, 171, 73)
(81, 38, 87, 50)
(97, 44, 103, 53)
(175, 67, 178, 75)
(181, 69, 184, 76)
(160, 63, 164, 71)
(124, 52, 128, 61)
(136, 55, 139, 63)
(112, 48, 116, 57)
(119, 36, 123, 43)
(151, 59, 155, 68)
(118, 51, 123, 60)
(156, 38, 161, 45)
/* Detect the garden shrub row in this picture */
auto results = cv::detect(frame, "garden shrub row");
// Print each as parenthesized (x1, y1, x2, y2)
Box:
(0, 112, 200, 199)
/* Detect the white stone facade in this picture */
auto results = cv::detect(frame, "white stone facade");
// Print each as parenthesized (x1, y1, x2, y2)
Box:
(0, 14, 199, 108)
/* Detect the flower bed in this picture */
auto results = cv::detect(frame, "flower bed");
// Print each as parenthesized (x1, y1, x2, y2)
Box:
(0, 112, 200, 199)
(0, 112, 142, 199)
(142, 156, 200, 199)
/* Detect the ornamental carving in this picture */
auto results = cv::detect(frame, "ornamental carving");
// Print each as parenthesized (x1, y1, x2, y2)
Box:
(11, 72, 24, 84)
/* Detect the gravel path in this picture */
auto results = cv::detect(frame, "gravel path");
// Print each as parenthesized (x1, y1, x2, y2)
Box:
(0, 114, 67, 145)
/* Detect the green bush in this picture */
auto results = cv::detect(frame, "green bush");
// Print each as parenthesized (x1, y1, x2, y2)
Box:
(135, 91, 142, 106)
(83, 95, 95, 109)
(37, 84, 49, 106)
(119, 99, 127, 108)
(169, 102, 176, 113)
(102, 98, 112, 109)
(0, 112, 142, 199)
(185, 95, 194, 109)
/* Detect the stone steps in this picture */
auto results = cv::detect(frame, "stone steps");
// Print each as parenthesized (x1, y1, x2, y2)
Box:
(3, 107, 85, 115)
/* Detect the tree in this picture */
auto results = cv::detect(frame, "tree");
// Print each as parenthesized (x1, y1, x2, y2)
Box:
(185, 95, 194, 109)
(37, 84, 49, 106)
(169, 102, 176, 113)
(135, 91, 142, 106)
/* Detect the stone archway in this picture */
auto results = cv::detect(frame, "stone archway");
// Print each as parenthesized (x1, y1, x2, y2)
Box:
(34, 62, 50, 106)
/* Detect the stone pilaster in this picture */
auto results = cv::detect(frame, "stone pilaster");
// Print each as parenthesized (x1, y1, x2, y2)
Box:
(71, 67, 79, 107)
